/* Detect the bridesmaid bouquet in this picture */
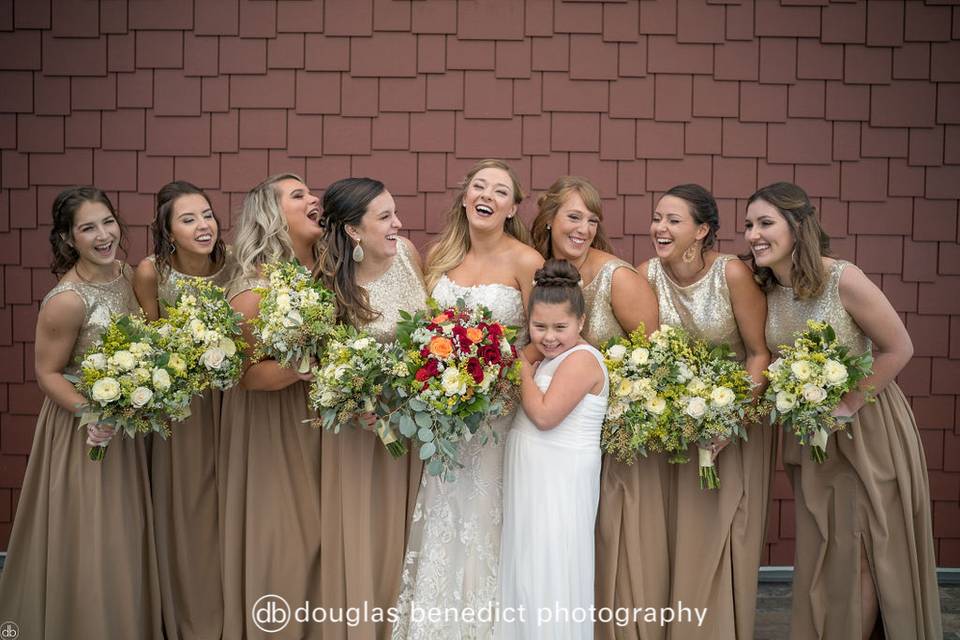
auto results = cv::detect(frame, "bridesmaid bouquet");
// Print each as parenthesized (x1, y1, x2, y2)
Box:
(306, 324, 407, 458)
(385, 298, 521, 480)
(251, 260, 336, 373)
(764, 320, 873, 463)
(157, 277, 246, 392)
(67, 314, 195, 460)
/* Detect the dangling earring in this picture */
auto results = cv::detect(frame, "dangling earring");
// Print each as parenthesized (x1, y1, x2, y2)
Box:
(169, 239, 177, 254)
(352, 238, 364, 263)
(682, 242, 699, 264)
(546, 224, 552, 231)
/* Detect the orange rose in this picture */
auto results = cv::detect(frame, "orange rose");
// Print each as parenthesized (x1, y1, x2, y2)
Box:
(432, 312, 451, 324)
(465, 327, 484, 343)
(428, 336, 454, 358)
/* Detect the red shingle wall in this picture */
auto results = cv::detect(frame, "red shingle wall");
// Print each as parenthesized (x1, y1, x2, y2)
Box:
(0, 0, 958, 565)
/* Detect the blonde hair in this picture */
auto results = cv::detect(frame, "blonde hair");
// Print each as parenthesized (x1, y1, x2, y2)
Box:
(530, 175, 615, 259)
(424, 159, 532, 291)
(233, 173, 311, 279)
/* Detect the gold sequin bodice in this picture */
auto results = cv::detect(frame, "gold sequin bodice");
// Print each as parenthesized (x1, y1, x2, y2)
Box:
(647, 254, 745, 360)
(582, 258, 636, 348)
(362, 239, 429, 342)
(148, 249, 236, 315)
(40, 264, 141, 374)
(765, 260, 871, 358)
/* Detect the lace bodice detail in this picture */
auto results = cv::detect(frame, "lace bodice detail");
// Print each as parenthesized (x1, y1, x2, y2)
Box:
(362, 239, 429, 342)
(582, 258, 635, 348)
(147, 248, 236, 315)
(41, 264, 141, 375)
(431, 274, 525, 329)
(765, 260, 871, 358)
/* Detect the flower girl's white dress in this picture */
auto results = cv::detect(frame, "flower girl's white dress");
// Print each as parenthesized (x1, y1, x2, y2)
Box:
(500, 343, 609, 639)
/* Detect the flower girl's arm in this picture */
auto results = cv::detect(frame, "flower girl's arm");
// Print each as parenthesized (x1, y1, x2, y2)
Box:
(838, 264, 914, 412)
(520, 350, 604, 431)
(35, 291, 89, 412)
(230, 290, 311, 391)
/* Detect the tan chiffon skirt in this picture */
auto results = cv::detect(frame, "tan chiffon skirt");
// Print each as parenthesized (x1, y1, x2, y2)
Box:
(666, 420, 776, 640)
(152, 388, 223, 639)
(0, 398, 163, 638)
(783, 382, 941, 639)
(595, 454, 673, 640)
(318, 426, 422, 640)
(219, 381, 323, 639)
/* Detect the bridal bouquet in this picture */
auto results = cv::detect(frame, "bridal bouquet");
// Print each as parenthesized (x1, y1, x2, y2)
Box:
(764, 320, 873, 463)
(158, 277, 246, 392)
(307, 324, 407, 457)
(251, 260, 336, 373)
(67, 314, 195, 460)
(385, 298, 521, 480)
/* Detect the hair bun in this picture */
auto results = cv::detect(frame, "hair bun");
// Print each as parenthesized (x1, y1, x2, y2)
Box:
(533, 259, 581, 288)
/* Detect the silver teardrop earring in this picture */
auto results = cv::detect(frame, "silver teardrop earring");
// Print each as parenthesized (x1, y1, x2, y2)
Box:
(352, 238, 364, 263)
(546, 223, 552, 231)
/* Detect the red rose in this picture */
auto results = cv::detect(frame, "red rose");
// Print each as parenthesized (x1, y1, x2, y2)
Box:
(452, 325, 471, 350)
(467, 357, 484, 384)
(420, 346, 430, 358)
(479, 344, 502, 365)
(415, 367, 431, 382)
(487, 323, 503, 338)
(424, 358, 440, 377)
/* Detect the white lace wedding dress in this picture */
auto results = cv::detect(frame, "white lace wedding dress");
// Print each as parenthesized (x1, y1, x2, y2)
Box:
(391, 275, 524, 640)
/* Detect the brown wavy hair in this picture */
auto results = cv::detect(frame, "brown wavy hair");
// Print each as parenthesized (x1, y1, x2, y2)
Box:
(662, 184, 719, 255)
(530, 176, 615, 259)
(152, 180, 226, 279)
(49, 186, 127, 276)
(313, 177, 385, 326)
(743, 182, 831, 299)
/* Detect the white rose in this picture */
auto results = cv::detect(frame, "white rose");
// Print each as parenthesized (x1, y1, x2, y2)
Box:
(319, 391, 337, 407)
(276, 293, 292, 312)
(131, 386, 153, 408)
(441, 367, 464, 396)
(156, 323, 172, 337)
(676, 361, 694, 382)
(134, 367, 151, 383)
(91, 377, 122, 403)
(152, 368, 171, 391)
(110, 350, 136, 371)
(710, 386, 736, 408)
(189, 319, 207, 340)
(685, 396, 707, 419)
(687, 377, 708, 395)
(607, 344, 627, 362)
(775, 391, 797, 412)
(352, 337, 372, 351)
(768, 358, 783, 374)
(615, 378, 633, 398)
(801, 383, 828, 405)
(219, 338, 237, 357)
(645, 396, 667, 415)
(283, 309, 303, 328)
(201, 347, 227, 370)
(83, 353, 107, 370)
(168, 353, 187, 375)
(790, 360, 814, 381)
(823, 359, 848, 386)
(129, 341, 150, 356)
(629, 347, 650, 366)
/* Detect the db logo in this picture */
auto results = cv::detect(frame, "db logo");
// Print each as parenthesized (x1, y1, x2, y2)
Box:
(0, 622, 19, 639)
(251, 594, 291, 633)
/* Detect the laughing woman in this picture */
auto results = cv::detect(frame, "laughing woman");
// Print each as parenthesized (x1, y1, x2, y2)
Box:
(744, 182, 941, 640)
(313, 178, 427, 639)
(641, 184, 772, 640)
(218, 174, 325, 638)
(0, 187, 163, 638)
(133, 181, 234, 640)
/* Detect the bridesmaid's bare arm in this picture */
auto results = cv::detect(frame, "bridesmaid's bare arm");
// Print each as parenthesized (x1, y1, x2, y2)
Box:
(34, 291, 89, 412)
(133, 258, 161, 322)
(511, 242, 544, 312)
(837, 264, 914, 413)
(230, 290, 312, 392)
(610, 266, 659, 336)
(726, 259, 771, 396)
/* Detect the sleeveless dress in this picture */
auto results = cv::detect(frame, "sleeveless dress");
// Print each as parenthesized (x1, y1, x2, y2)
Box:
(147, 253, 234, 640)
(648, 255, 775, 640)
(218, 272, 323, 639)
(589, 260, 673, 640)
(766, 260, 941, 639)
(391, 275, 525, 640)
(0, 265, 164, 639)
(500, 344, 609, 640)
(318, 238, 427, 640)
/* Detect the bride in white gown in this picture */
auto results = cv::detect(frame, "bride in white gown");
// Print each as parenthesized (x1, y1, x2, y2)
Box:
(392, 160, 543, 639)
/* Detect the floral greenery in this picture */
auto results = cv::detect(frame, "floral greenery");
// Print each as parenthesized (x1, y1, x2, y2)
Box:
(66, 314, 194, 460)
(251, 260, 337, 372)
(764, 320, 873, 463)
(306, 324, 406, 457)
(384, 298, 521, 481)
(158, 277, 246, 392)
(602, 324, 762, 489)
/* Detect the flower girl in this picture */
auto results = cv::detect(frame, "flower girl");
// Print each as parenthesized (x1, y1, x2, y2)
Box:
(500, 259, 609, 639)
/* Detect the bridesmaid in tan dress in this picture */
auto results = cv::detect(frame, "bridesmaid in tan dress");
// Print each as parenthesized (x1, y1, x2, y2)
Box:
(0, 187, 163, 638)
(133, 181, 234, 639)
(528, 176, 665, 640)
(219, 174, 324, 639)
(641, 185, 771, 640)
(744, 182, 941, 640)
(312, 178, 427, 640)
